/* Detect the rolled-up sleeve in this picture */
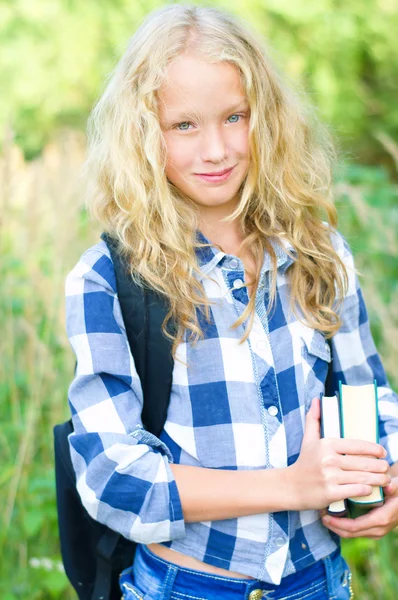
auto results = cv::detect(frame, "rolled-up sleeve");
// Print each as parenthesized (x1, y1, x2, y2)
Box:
(65, 242, 185, 543)
(330, 231, 398, 465)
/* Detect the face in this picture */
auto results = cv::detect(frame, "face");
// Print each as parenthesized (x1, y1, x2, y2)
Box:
(158, 52, 250, 221)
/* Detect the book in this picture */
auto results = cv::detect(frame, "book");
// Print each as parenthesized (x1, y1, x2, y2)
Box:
(320, 381, 384, 518)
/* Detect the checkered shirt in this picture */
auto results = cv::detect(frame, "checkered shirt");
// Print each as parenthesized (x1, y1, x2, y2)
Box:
(65, 229, 398, 584)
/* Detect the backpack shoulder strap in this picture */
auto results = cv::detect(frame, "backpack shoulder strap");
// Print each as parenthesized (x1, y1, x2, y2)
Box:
(325, 337, 334, 397)
(101, 231, 174, 437)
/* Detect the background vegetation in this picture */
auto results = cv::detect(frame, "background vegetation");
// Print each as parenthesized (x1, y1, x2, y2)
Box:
(0, 0, 397, 598)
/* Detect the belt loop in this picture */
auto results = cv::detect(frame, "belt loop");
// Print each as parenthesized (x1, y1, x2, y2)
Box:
(161, 563, 178, 600)
(322, 554, 337, 600)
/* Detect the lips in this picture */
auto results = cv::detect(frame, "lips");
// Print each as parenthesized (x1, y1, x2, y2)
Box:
(196, 166, 235, 176)
(194, 165, 236, 183)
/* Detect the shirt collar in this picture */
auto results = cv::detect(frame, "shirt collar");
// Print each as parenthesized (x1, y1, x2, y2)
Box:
(195, 231, 226, 279)
(194, 231, 297, 281)
(266, 235, 297, 274)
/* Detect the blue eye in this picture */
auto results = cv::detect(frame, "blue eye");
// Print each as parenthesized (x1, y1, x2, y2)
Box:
(174, 114, 243, 130)
(176, 122, 192, 131)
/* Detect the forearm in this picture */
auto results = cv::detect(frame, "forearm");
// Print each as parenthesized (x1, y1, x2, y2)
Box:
(171, 415, 390, 524)
(170, 464, 296, 522)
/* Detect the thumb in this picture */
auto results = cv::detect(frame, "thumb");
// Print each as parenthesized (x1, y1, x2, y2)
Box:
(383, 476, 398, 498)
(302, 397, 321, 443)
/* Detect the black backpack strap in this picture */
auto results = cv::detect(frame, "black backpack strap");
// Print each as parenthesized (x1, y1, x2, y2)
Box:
(101, 232, 174, 437)
(142, 288, 175, 438)
(325, 337, 334, 397)
(101, 232, 147, 393)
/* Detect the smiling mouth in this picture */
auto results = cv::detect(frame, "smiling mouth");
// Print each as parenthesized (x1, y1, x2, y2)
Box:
(196, 166, 235, 176)
(194, 166, 236, 182)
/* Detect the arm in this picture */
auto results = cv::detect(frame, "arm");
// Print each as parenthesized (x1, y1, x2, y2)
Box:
(171, 406, 387, 523)
(326, 236, 398, 465)
(320, 232, 398, 538)
(327, 232, 398, 466)
(66, 243, 186, 544)
(171, 463, 296, 521)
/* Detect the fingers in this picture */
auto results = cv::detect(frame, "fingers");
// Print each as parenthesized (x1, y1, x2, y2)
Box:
(332, 483, 373, 500)
(382, 477, 398, 498)
(334, 438, 387, 458)
(323, 520, 387, 540)
(337, 469, 391, 488)
(340, 456, 389, 474)
(322, 494, 398, 540)
(309, 396, 320, 420)
(322, 506, 393, 540)
(303, 397, 321, 442)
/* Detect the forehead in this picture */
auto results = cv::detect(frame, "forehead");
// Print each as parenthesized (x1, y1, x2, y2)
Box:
(158, 53, 247, 120)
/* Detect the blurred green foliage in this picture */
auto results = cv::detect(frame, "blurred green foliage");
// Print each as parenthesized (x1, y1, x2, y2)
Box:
(0, 142, 397, 598)
(1, 0, 397, 166)
(0, 0, 397, 598)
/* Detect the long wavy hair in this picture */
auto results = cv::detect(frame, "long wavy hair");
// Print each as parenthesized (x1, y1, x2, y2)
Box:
(84, 3, 348, 355)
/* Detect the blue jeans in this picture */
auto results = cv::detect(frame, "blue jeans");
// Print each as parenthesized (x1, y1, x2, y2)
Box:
(119, 544, 353, 600)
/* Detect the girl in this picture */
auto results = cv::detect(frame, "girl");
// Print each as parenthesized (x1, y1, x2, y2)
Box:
(65, 4, 398, 599)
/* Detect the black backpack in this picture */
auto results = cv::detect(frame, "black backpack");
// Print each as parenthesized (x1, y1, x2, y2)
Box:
(53, 233, 175, 600)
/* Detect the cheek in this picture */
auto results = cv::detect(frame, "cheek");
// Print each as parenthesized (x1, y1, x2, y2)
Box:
(164, 139, 194, 179)
(233, 127, 250, 158)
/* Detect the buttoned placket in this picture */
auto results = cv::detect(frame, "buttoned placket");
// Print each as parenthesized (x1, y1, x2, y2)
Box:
(220, 254, 290, 583)
(253, 276, 289, 581)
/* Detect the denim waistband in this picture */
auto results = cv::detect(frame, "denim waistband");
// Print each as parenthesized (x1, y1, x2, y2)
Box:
(125, 543, 342, 599)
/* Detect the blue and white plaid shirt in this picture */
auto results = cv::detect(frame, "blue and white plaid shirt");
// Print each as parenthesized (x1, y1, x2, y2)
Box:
(65, 230, 398, 585)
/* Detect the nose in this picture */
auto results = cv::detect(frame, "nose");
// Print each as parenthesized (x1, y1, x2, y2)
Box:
(200, 125, 228, 165)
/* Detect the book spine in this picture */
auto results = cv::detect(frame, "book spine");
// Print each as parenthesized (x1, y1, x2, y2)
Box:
(374, 379, 384, 504)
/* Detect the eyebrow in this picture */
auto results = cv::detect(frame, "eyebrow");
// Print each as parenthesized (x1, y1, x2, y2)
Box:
(162, 100, 249, 124)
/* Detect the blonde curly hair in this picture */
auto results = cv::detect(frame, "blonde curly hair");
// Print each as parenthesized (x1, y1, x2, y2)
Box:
(84, 3, 348, 355)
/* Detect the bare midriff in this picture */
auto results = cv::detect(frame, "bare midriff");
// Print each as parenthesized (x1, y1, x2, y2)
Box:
(147, 543, 255, 579)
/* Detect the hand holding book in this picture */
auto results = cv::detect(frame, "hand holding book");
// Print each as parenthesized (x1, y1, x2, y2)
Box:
(321, 475, 398, 540)
(320, 382, 387, 518)
(288, 396, 390, 512)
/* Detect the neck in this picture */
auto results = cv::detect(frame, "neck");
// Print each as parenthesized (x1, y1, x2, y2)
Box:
(199, 217, 245, 256)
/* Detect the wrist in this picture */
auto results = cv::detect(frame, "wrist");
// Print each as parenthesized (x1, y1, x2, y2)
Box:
(282, 465, 303, 511)
(254, 466, 303, 513)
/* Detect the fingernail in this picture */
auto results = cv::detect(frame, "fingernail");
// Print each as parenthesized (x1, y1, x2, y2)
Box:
(323, 515, 330, 523)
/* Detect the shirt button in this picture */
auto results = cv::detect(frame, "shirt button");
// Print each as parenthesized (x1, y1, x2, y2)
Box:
(249, 591, 263, 600)
(233, 278, 244, 289)
(267, 405, 279, 417)
(275, 536, 285, 547)
(229, 258, 239, 269)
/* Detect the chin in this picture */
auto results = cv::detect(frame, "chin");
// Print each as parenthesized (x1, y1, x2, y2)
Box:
(198, 190, 242, 207)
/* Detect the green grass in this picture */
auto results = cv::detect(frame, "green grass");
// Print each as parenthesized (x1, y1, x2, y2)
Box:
(0, 131, 397, 598)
